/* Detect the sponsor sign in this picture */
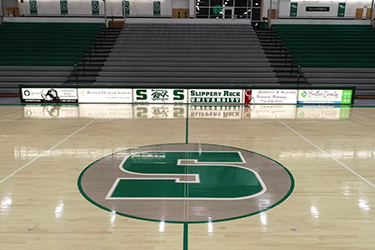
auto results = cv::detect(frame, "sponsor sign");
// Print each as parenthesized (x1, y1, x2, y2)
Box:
(244, 89, 297, 104)
(298, 89, 353, 104)
(133, 89, 187, 103)
(297, 106, 350, 120)
(23, 105, 79, 118)
(21, 88, 78, 103)
(78, 88, 132, 103)
(133, 104, 186, 119)
(79, 104, 133, 119)
(189, 105, 242, 119)
(306, 6, 330, 12)
(244, 105, 296, 119)
(189, 89, 242, 103)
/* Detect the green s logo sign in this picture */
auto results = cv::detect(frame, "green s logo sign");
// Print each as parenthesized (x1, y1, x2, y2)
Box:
(136, 89, 147, 100)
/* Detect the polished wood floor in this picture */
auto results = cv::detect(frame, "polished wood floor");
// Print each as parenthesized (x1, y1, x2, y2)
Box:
(0, 104, 374, 250)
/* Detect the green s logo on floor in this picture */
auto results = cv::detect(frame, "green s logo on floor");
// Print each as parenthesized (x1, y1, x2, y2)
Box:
(78, 144, 294, 223)
(106, 151, 266, 200)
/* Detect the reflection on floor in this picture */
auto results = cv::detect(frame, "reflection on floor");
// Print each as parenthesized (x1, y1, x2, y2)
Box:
(22, 104, 352, 120)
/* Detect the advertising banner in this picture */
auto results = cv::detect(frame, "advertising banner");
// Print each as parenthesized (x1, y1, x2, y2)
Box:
(78, 88, 132, 103)
(189, 89, 242, 103)
(244, 89, 297, 104)
(133, 89, 187, 103)
(306, 6, 330, 12)
(21, 88, 78, 103)
(297, 89, 353, 104)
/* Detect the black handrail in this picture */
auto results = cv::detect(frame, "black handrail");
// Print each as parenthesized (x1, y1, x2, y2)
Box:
(74, 64, 78, 84)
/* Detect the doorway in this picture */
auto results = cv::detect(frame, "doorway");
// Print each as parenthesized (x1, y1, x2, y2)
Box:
(172, 9, 189, 18)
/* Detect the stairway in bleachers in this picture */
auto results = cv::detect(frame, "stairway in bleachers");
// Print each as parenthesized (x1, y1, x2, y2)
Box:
(94, 23, 279, 87)
(0, 23, 103, 95)
(273, 25, 375, 96)
(65, 28, 122, 84)
(255, 29, 308, 85)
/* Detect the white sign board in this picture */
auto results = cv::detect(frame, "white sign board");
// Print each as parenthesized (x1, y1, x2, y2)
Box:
(21, 88, 78, 103)
(189, 89, 242, 103)
(78, 88, 132, 103)
(133, 89, 187, 103)
(244, 89, 298, 104)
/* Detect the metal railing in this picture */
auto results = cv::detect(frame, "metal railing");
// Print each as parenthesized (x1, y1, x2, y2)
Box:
(266, 26, 303, 85)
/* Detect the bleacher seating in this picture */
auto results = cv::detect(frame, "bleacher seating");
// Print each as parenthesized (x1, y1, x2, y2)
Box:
(0, 22, 103, 94)
(95, 23, 279, 87)
(273, 25, 375, 96)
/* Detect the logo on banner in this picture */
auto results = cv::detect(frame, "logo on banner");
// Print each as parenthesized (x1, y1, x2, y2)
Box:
(134, 89, 186, 103)
(41, 89, 61, 102)
(151, 90, 169, 102)
(244, 89, 254, 104)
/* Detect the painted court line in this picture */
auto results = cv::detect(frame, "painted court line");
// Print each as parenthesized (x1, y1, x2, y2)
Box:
(280, 121, 375, 189)
(0, 121, 93, 184)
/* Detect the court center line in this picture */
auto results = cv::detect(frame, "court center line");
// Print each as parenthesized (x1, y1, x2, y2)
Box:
(183, 222, 188, 250)
(0, 121, 93, 184)
(280, 121, 375, 189)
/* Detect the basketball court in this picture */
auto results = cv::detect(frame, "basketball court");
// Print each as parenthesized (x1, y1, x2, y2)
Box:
(0, 104, 374, 249)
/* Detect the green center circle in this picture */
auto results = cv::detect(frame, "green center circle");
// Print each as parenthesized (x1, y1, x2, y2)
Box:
(78, 143, 294, 224)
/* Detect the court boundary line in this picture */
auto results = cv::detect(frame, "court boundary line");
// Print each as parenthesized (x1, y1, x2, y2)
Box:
(280, 121, 375, 189)
(0, 121, 93, 184)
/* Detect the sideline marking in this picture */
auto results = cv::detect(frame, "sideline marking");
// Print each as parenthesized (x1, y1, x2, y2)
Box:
(0, 121, 93, 184)
(280, 121, 375, 189)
